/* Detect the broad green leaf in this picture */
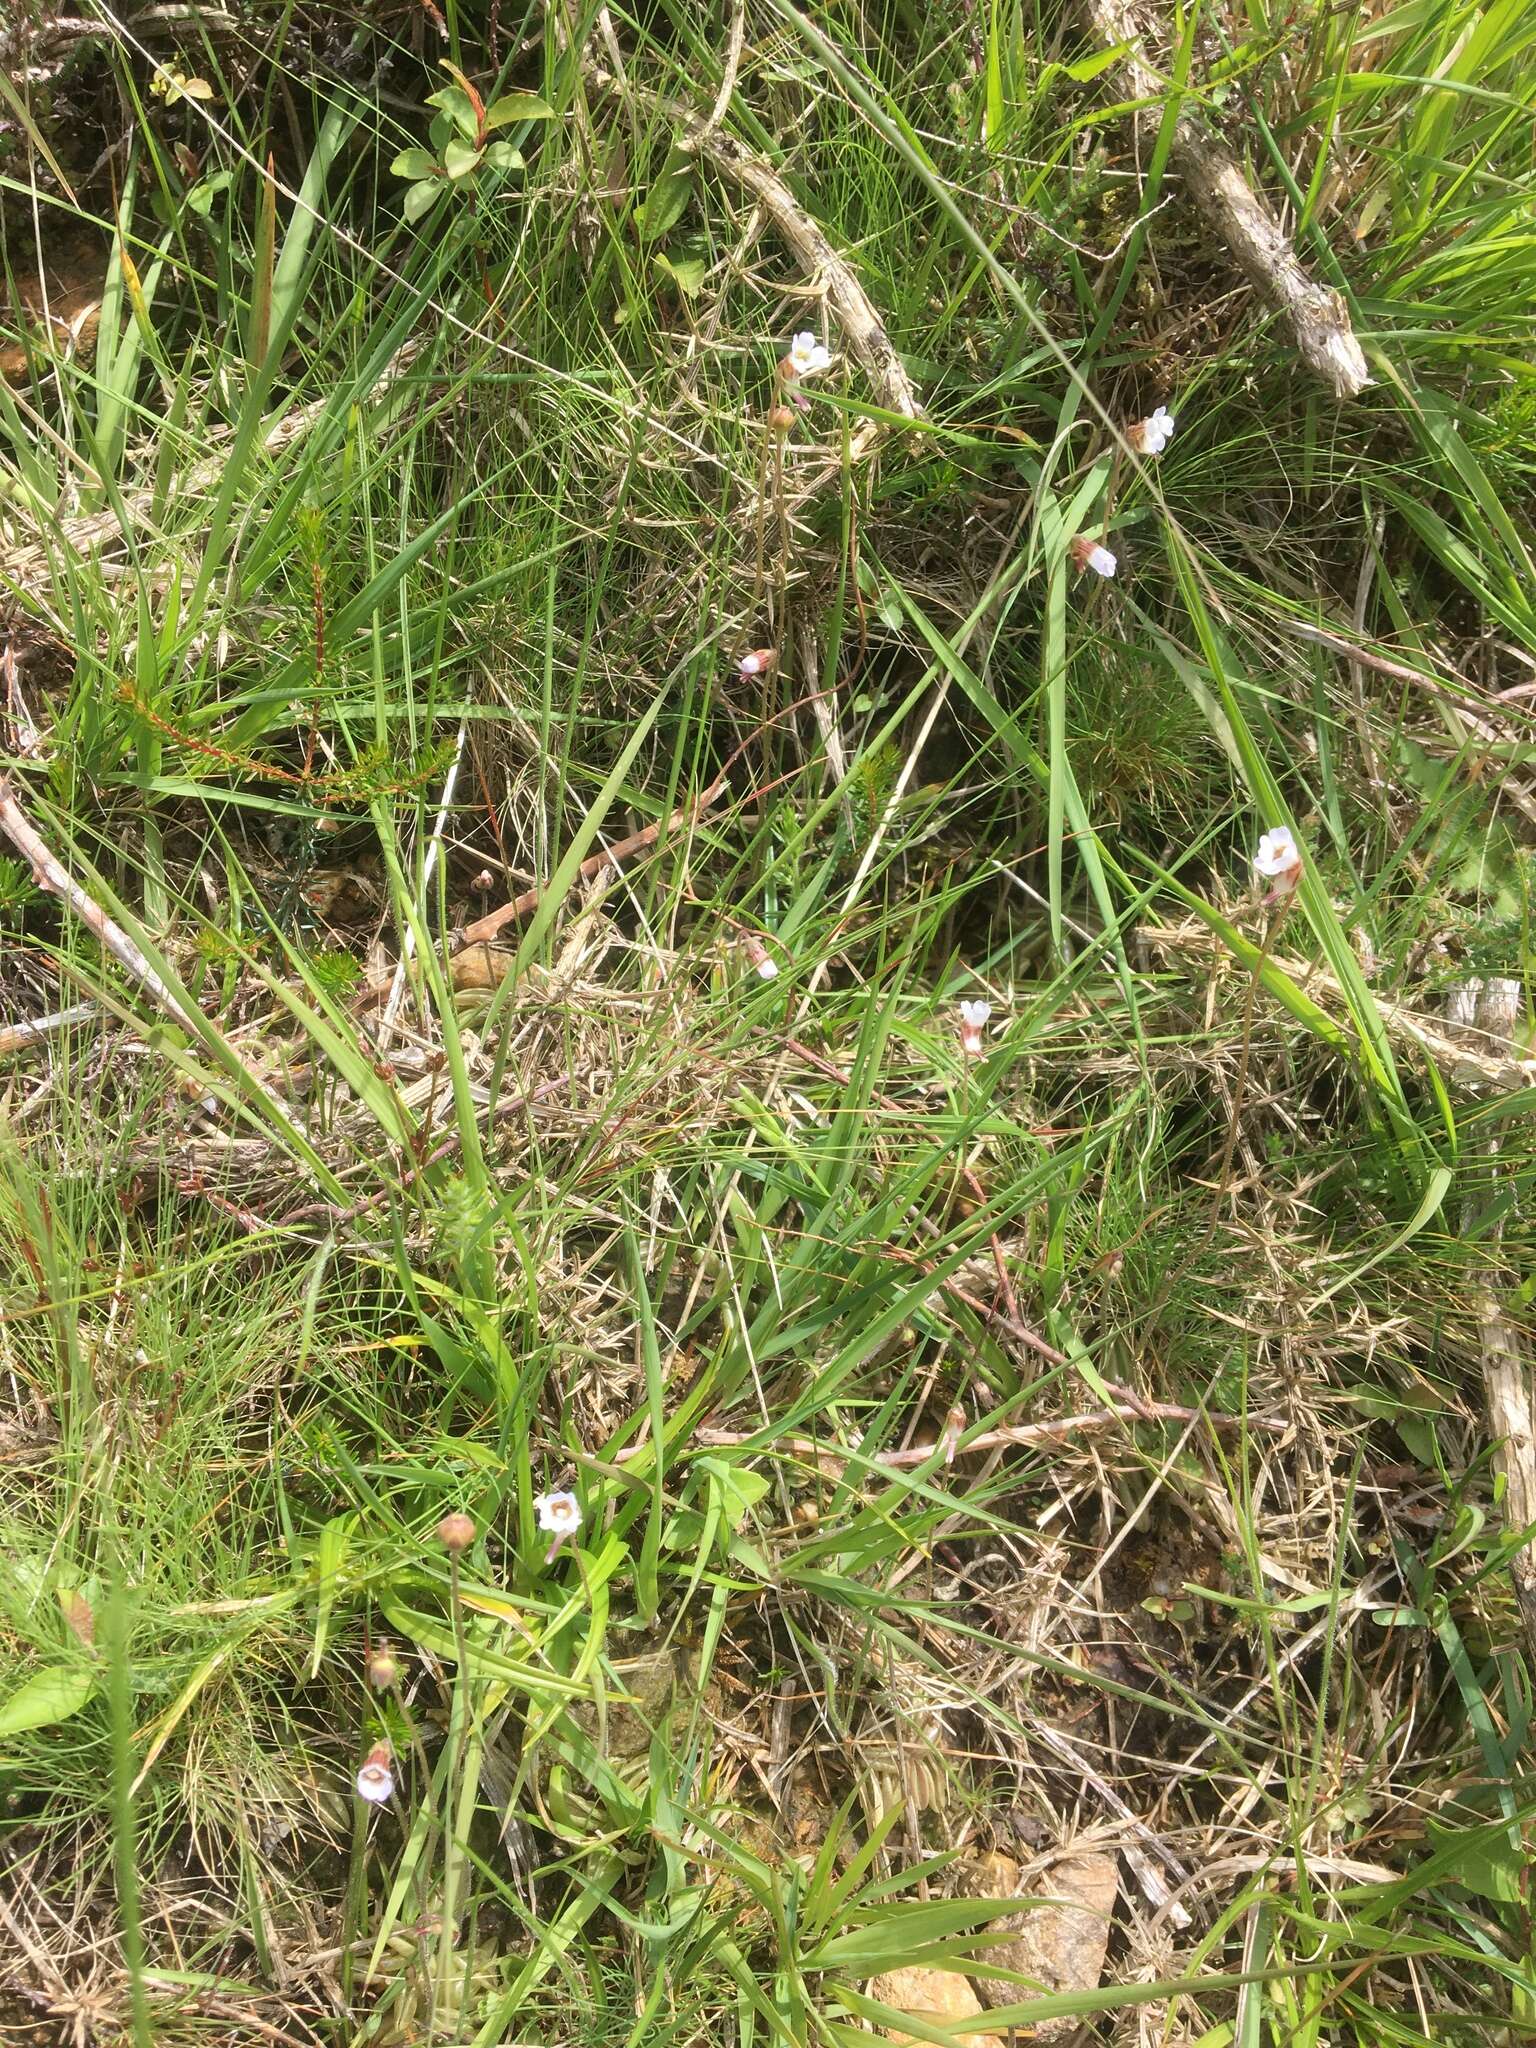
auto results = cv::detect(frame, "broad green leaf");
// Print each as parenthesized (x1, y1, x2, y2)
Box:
(0, 1664, 94, 1738)
(426, 83, 481, 139)
(698, 1457, 771, 1532)
(1064, 44, 1126, 81)
(637, 141, 695, 241)
(405, 179, 442, 223)
(654, 250, 706, 296)
(443, 136, 481, 180)
(485, 92, 554, 128)
(806, 1898, 1011, 1968)
(390, 147, 439, 179)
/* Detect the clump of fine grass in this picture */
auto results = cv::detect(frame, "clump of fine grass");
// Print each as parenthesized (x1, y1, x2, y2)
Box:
(2, 0, 1536, 2042)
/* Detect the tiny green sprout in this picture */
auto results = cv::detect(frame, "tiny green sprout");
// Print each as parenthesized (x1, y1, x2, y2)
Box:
(0, 856, 38, 924)
(304, 948, 362, 1001)
(391, 60, 554, 223)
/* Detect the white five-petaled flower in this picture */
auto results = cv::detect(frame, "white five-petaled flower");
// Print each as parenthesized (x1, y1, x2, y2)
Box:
(535, 1490, 582, 1537)
(356, 1743, 394, 1805)
(787, 331, 833, 379)
(1130, 405, 1176, 456)
(1253, 826, 1303, 901)
(1068, 534, 1117, 579)
(958, 998, 992, 1057)
(1253, 826, 1302, 881)
(535, 1488, 583, 1565)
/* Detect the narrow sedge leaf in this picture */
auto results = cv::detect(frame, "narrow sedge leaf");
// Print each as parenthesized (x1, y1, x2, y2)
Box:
(247, 153, 276, 370)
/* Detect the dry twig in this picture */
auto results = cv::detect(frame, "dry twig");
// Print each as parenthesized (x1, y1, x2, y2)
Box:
(616, 1402, 1284, 1469)
(1445, 976, 1536, 1665)
(1084, 0, 1370, 398)
(0, 777, 290, 1118)
(0, 778, 206, 1034)
(0, 1002, 98, 1058)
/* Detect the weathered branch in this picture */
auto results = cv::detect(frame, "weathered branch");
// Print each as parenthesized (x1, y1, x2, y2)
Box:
(0, 776, 285, 1114)
(615, 1403, 1286, 1469)
(1085, 0, 1371, 398)
(0, 778, 206, 1034)
(1446, 976, 1536, 1667)
(0, 1002, 98, 1058)
(683, 120, 923, 424)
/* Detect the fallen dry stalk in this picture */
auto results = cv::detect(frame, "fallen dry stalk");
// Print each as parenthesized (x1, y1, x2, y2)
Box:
(0, 776, 292, 1118)
(616, 1402, 1285, 1470)
(1143, 920, 1536, 1093)
(584, 61, 924, 528)
(685, 121, 923, 425)
(1446, 976, 1536, 1666)
(0, 1001, 98, 1057)
(1086, 0, 1370, 398)
(0, 777, 206, 1034)
(356, 684, 845, 1005)
(0, 341, 420, 590)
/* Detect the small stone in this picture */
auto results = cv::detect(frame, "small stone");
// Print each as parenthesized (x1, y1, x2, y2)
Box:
(959, 1850, 1119, 2033)
(868, 1969, 1005, 2048)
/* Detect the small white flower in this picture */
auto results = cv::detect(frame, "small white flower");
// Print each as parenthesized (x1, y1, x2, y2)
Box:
(788, 331, 833, 378)
(741, 931, 780, 981)
(1131, 405, 1176, 455)
(740, 652, 764, 676)
(535, 1490, 582, 1538)
(738, 646, 776, 679)
(958, 998, 992, 1057)
(1253, 826, 1302, 880)
(356, 1747, 394, 1804)
(939, 1404, 966, 1466)
(1069, 535, 1117, 578)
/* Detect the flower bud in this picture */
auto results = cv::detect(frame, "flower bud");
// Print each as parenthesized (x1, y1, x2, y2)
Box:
(366, 1644, 400, 1691)
(436, 1510, 475, 1553)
